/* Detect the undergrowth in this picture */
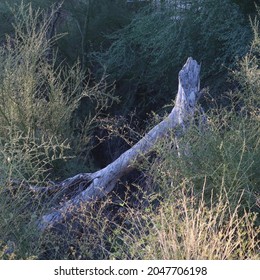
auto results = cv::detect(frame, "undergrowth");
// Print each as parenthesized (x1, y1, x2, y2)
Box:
(0, 2, 259, 260)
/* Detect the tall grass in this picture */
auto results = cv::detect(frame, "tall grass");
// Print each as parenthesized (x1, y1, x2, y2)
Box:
(106, 185, 259, 260)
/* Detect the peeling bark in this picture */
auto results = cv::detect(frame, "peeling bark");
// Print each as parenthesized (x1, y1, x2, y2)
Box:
(38, 57, 201, 231)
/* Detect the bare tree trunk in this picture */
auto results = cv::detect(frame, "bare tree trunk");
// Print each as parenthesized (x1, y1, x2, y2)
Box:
(38, 57, 201, 231)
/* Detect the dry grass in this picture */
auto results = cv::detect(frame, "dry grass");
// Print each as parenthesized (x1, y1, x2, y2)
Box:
(142, 190, 259, 259)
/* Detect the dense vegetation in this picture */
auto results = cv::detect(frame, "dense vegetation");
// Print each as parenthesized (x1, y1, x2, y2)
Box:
(0, 0, 259, 259)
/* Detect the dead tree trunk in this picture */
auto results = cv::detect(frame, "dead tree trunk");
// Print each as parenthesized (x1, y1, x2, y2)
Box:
(38, 57, 201, 231)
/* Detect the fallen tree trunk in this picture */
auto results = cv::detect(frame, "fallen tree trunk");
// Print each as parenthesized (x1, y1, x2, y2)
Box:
(38, 57, 202, 231)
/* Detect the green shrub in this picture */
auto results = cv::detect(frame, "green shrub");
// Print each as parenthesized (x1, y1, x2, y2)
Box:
(0, 2, 117, 260)
(0, 2, 116, 182)
(92, 0, 251, 115)
(143, 15, 260, 209)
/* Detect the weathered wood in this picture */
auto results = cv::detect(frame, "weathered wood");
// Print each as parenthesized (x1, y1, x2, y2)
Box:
(38, 57, 201, 231)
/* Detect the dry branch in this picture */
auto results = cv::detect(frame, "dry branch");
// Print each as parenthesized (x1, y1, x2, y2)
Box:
(38, 57, 202, 231)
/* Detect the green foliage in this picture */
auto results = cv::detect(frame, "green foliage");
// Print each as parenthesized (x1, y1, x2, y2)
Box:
(0, 2, 116, 181)
(148, 106, 259, 210)
(232, 18, 260, 111)
(0, 2, 117, 259)
(0, 1, 133, 67)
(92, 0, 251, 115)
(60, 0, 132, 65)
(232, 0, 259, 15)
(143, 17, 260, 212)
(0, 186, 42, 259)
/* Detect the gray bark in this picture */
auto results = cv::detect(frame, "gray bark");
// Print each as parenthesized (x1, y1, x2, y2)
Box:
(38, 57, 201, 231)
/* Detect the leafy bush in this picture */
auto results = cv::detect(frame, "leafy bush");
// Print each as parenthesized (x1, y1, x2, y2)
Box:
(57, 0, 132, 66)
(0, 3, 116, 182)
(0, 0, 133, 67)
(92, 0, 251, 115)
(0, 2, 117, 259)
